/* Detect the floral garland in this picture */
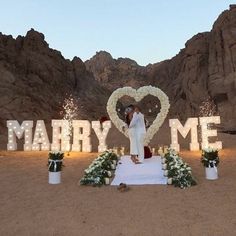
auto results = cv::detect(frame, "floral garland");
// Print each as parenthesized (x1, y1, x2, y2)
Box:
(106, 86, 170, 145)
(162, 149, 197, 189)
(80, 150, 118, 186)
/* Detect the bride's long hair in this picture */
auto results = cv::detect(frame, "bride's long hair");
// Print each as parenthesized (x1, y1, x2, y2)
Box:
(125, 114, 131, 126)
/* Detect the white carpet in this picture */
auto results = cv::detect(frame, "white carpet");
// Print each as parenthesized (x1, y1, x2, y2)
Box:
(111, 156, 167, 185)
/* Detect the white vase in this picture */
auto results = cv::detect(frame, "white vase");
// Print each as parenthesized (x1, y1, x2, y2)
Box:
(205, 167, 218, 180)
(49, 171, 61, 184)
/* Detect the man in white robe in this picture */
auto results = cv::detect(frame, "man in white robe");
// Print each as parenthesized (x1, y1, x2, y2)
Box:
(129, 107, 146, 163)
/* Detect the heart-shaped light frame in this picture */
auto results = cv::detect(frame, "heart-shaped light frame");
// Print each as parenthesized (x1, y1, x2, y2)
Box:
(106, 86, 170, 145)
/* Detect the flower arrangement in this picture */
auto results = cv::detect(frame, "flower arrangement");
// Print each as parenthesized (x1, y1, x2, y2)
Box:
(48, 151, 64, 172)
(201, 148, 219, 168)
(80, 150, 118, 186)
(106, 86, 170, 146)
(163, 149, 197, 189)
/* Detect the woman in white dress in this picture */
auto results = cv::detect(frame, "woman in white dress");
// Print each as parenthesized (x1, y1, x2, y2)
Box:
(129, 106, 146, 163)
(125, 105, 146, 164)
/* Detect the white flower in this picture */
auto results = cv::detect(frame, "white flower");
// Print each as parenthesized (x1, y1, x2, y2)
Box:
(203, 147, 217, 153)
(107, 86, 170, 145)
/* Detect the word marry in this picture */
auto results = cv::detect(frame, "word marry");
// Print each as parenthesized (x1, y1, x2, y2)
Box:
(7, 120, 111, 152)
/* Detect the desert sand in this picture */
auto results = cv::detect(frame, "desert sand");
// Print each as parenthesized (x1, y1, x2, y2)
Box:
(0, 129, 236, 236)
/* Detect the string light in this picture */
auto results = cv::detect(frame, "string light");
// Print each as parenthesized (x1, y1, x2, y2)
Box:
(199, 116, 222, 150)
(51, 120, 70, 151)
(32, 120, 50, 151)
(92, 121, 111, 152)
(72, 120, 92, 152)
(169, 118, 199, 151)
(7, 120, 33, 151)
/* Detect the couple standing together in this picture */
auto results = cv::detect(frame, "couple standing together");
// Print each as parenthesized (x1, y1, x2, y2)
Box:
(123, 105, 146, 164)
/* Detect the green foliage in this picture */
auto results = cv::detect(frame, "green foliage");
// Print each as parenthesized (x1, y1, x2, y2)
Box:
(80, 150, 118, 186)
(201, 149, 219, 168)
(164, 149, 197, 189)
(48, 151, 64, 172)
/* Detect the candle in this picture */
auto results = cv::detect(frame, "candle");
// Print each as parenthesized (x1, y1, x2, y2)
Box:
(164, 146, 169, 154)
(152, 148, 155, 155)
(167, 178, 173, 185)
(120, 147, 125, 156)
(161, 158, 166, 164)
(104, 177, 110, 185)
(158, 147, 163, 155)
(113, 147, 118, 155)
(158, 147, 163, 153)
(111, 164, 116, 170)
(164, 170, 168, 176)
(107, 171, 112, 177)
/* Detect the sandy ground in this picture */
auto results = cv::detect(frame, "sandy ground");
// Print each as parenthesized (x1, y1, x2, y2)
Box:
(0, 129, 236, 236)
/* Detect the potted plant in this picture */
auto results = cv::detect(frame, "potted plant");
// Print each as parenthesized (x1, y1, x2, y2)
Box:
(201, 148, 219, 180)
(48, 151, 64, 184)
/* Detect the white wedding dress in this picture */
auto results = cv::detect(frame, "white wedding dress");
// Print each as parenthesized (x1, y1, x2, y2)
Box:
(128, 112, 146, 162)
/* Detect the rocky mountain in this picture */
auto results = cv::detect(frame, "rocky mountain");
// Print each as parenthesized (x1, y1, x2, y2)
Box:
(0, 29, 109, 146)
(0, 5, 235, 148)
(85, 5, 236, 130)
(85, 51, 148, 89)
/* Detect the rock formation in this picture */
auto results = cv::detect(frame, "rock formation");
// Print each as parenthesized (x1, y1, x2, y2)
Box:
(0, 5, 235, 148)
(85, 5, 236, 130)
